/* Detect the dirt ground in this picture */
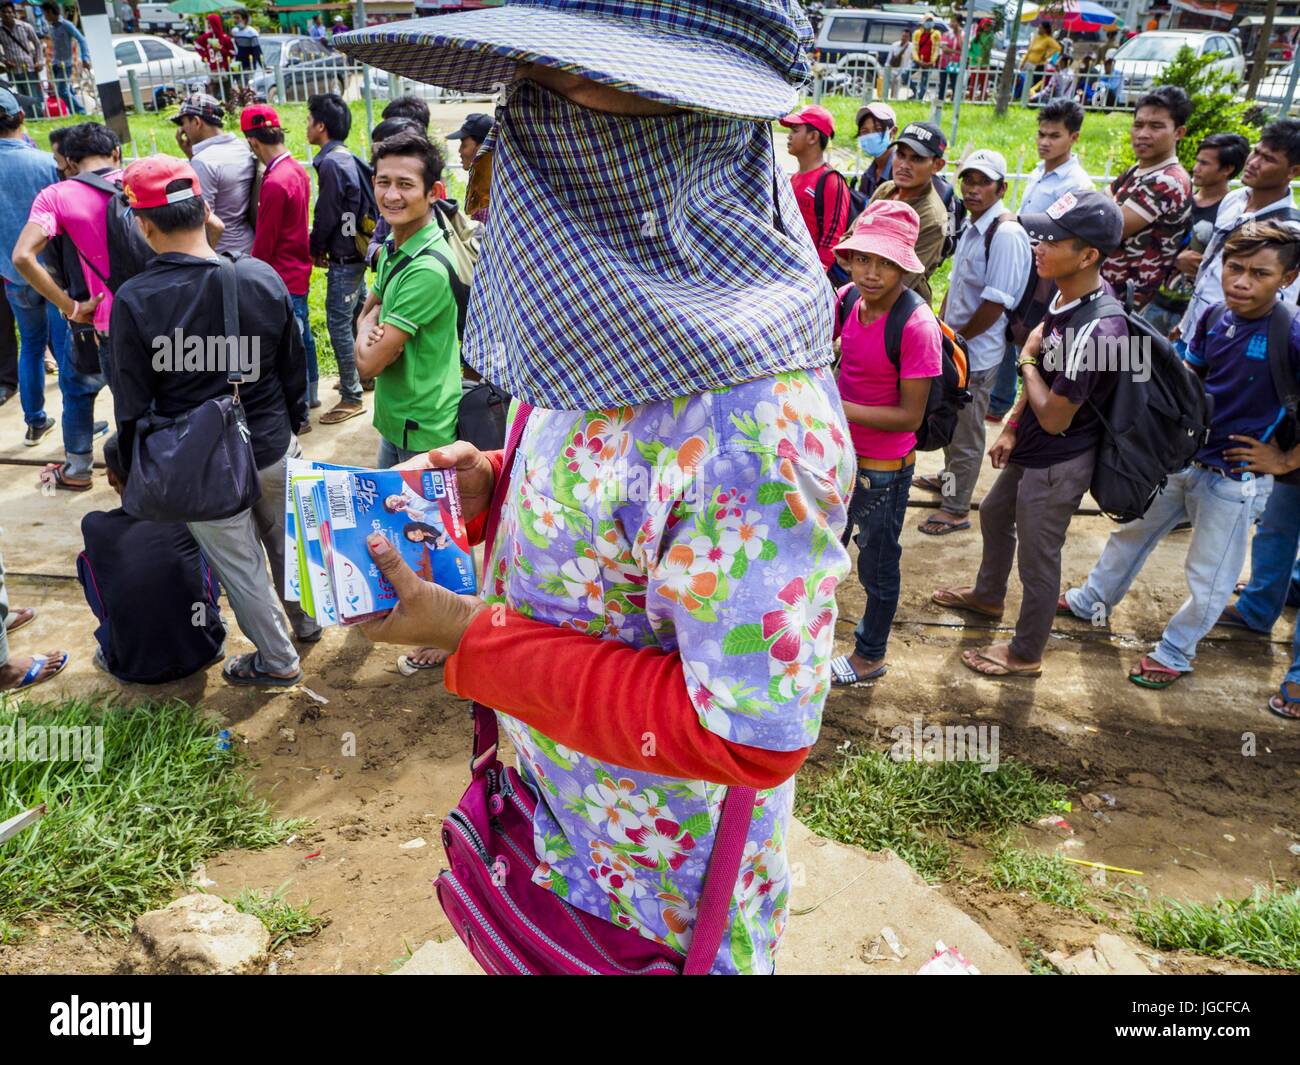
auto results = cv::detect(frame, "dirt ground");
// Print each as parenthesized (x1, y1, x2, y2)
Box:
(1, 374, 1298, 975)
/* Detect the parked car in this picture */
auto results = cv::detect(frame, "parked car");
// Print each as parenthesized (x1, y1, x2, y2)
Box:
(248, 34, 350, 103)
(814, 8, 1025, 70)
(135, 2, 189, 36)
(1111, 30, 1245, 105)
(112, 33, 207, 106)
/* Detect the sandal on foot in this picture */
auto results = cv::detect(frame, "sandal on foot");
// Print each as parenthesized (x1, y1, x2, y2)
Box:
(918, 515, 970, 536)
(397, 650, 447, 676)
(960, 648, 1041, 677)
(2, 651, 69, 691)
(1128, 655, 1183, 690)
(1266, 688, 1300, 720)
(932, 588, 1004, 619)
(5, 607, 35, 634)
(39, 462, 91, 492)
(221, 653, 302, 688)
(1215, 604, 1261, 632)
(913, 475, 944, 494)
(830, 655, 886, 686)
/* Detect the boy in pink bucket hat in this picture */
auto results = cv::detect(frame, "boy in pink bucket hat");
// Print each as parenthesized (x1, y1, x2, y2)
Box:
(829, 201, 941, 686)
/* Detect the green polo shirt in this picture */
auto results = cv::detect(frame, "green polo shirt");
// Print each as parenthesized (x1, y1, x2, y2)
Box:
(373, 219, 461, 452)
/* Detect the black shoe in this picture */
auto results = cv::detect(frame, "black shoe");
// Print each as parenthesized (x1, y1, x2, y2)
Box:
(92, 420, 109, 439)
(0, 386, 14, 406)
(24, 417, 56, 447)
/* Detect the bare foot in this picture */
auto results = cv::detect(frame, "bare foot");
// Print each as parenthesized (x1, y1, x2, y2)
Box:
(410, 647, 448, 667)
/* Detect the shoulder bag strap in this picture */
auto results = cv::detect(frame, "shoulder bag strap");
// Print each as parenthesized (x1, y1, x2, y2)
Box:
(1267, 299, 1300, 419)
(469, 400, 533, 781)
(682, 783, 758, 974)
(217, 256, 242, 392)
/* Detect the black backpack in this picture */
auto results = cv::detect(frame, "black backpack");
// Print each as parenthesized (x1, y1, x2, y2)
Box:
(67, 170, 155, 293)
(978, 210, 1056, 346)
(932, 173, 967, 262)
(1074, 291, 1213, 523)
(837, 285, 971, 451)
(815, 168, 867, 287)
(43, 232, 102, 376)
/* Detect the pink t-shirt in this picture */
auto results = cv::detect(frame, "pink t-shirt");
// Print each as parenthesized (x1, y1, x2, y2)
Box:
(28, 168, 122, 333)
(835, 285, 942, 460)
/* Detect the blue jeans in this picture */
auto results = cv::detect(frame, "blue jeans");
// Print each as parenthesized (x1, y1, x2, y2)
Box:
(325, 262, 367, 402)
(1236, 480, 1300, 631)
(847, 463, 913, 661)
(50, 61, 84, 114)
(377, 438, 423, 468)
(988, 341, 1019, 418)
(1139, 301, 1184, 337)
(1064, 466, 1271, 673)
(290, 293, 318, 393)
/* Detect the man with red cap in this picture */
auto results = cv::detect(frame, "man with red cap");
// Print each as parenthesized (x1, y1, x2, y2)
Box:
(242, 104, 317, 422)
(107, 154, 315, 687)
(781, 103, 852, 278)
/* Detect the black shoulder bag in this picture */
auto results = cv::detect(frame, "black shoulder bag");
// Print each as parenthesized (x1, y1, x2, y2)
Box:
(122, 257, 261, 523)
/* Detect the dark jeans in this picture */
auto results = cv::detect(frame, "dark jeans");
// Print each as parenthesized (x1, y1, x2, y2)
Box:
(988, 341, 1019, 418)
(50, 61, 84, 114)
(0, 291, 16, 394)
(847, 463, 913, 661)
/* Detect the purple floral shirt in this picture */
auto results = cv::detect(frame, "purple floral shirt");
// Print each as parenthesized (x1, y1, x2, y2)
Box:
(483, 368, 853, 974)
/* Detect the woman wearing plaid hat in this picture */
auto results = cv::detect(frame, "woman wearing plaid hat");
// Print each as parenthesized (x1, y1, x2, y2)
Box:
(337, 1, 854, 975)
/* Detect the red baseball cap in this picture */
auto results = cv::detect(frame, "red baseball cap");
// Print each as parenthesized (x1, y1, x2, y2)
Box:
(779, 104, 835, 140)
(123, 155, 203, 210)
(240, 103, 283, 133)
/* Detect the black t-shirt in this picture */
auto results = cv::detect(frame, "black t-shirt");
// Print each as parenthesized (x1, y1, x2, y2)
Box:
(77, 507, 226, 684)
(1010, 288, 1126, 469)
(1190, 196, 1223, 231)
(108, 252, 307, 471)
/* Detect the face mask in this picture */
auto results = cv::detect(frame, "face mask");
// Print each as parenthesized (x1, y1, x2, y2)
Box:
(462, 79, 834, 410)
(859, 132, 890, 157)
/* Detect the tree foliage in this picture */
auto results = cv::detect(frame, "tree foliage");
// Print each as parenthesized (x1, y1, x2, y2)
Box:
(1147, 45, 1265, 172)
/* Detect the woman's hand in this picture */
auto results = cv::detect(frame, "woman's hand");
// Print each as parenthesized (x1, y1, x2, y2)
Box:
(358, 533, 489, 650)
(394, 440, 497, 525)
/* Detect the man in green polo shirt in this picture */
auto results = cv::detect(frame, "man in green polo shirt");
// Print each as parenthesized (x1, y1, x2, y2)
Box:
(355, 129, 460, 466)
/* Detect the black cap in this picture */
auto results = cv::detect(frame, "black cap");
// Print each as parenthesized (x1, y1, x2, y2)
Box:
(448, 113, 494, 144)
(890, 121, 947, 158)
(1019, 189, 1125, 257)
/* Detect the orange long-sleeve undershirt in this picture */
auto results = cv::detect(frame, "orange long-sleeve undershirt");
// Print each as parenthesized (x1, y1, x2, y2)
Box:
(444, 608, 810, 790)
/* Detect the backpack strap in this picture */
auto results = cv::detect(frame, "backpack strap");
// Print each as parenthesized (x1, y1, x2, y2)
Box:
(836, 284, 861, 332)
(69, 170, 122, 197)
(883, 287, 926, 373)
(1267, 298, 1300, 424)
(812, 166, 845, 245)
(982, 211, 1016, 262)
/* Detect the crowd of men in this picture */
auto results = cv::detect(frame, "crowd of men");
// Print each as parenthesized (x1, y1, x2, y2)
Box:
(2, 69, 1300, 722)
(784, 87, 1300, 719)
(0, 86, 486, 690)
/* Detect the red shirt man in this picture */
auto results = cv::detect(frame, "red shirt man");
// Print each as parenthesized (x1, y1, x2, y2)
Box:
(241, 105, 311, 297)
(781, 104, 852, 273)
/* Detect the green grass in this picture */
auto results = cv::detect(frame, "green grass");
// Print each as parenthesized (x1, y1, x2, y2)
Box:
(229, 883, 329, 951)
(988, 846, 1104, 917)
(0, 697, 304, 933)
(24, 103, 466, 378)
(1132, 886, 1300, 971)
(796, 748, 1070, 882)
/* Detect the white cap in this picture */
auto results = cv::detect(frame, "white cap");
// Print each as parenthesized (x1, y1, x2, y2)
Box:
(958, 148, 1008, 181)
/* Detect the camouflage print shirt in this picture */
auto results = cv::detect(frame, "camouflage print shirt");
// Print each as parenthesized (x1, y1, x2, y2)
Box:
(1101, 157, 1192, 309)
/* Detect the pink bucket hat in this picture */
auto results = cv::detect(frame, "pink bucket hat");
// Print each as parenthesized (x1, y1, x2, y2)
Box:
(834, 200, 924, 273)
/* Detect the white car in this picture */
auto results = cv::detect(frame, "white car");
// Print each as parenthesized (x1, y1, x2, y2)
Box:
(1112, 30, 1245, 105)
(134, 3, 189, 36)
(112, 34, 208, 108)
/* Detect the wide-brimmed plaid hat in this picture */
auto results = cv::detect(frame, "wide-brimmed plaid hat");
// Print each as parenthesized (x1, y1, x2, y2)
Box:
(332, 0, 814, 121)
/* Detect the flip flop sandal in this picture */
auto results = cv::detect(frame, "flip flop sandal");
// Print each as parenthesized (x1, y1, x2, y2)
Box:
(918, 516, 970, 536)
(829, 655, 886, 686)
(960, 650, 1042, 677)
(5, 607, 35, 634)
(931, 589, 1004, 619)
(913, 475, 945, 493)
(1215, 605, 1261, 632)
(4, 651, 69, 691)
(41, 463, 92, 492)
(221, 654, 302, 688)
(1266, 691, 1300, 720)
(1127, 656, 1183, 690)
(1233, 581, 1247, 596)
(320, 404, 366, 425)
(397, 652, 447, 676)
